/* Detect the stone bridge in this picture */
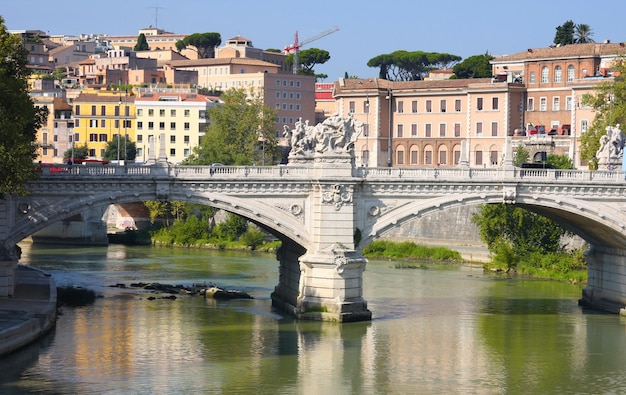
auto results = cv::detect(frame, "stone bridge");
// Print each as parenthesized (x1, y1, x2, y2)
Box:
(3, 116, 626, 321)
(2, 158, 626, 321)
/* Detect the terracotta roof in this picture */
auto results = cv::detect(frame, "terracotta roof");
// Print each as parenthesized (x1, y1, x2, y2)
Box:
(493, 42, 626, 62)
(53, 97, 71, 110)
(333, 77, 493, 94)
(135, 92, 218, 102)
(227, 35, 252, 43)
(167, 57, 279, 68)
(74, 93, 136, 103)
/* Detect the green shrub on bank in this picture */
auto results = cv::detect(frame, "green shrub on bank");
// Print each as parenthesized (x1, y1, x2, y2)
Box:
(362, 240, 462, 261)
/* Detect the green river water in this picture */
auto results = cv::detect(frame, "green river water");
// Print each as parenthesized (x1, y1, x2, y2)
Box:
(1, 243, 625, 394)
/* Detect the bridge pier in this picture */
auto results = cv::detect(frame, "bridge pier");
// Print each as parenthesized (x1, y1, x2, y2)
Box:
(580, 246, 626, 314)
(0, 246, 19, 297)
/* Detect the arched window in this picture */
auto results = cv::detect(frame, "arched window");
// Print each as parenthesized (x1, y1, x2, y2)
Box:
(567, 65, 575, 82)
(554, 66, 562, 83)
(541, 66, 549, 83)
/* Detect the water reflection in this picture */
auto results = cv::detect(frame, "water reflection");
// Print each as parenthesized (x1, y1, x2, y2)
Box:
(1, 245, 626, 393)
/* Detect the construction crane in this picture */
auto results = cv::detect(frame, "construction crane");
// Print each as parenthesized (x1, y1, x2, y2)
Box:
(284, 26, 339, 74)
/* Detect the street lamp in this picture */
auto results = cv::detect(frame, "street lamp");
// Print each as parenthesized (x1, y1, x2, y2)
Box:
(364, 95, 369, 167)
(386, 87, 393, 167)
(117, 98, 121, 163)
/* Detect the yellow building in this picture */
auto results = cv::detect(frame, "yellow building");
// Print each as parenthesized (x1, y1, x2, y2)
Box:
(72, 89, 136, 161)
(134, 88, 218, 164)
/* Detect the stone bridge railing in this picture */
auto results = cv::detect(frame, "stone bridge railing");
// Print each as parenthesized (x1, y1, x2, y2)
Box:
(39, 164, 626, 184)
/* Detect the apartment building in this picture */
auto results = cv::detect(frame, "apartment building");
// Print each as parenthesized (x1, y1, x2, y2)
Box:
(72, 89, 136, 161)
(134, 88, 218, 164)
(334, 78, 524, 168)
(333, 42, 625, 169)
(165, 57, 316, 137)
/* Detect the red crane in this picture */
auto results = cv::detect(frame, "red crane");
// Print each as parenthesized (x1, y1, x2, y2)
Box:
(284, 27, 339, 74)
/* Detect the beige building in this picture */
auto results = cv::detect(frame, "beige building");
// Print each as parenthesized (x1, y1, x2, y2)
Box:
(331, 42, 626, 169)
(134, 88, 218, 164)
(333, 77, 524, 168)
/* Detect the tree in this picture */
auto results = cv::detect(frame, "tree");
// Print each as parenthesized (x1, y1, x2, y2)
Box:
(580, 57, 626, 169)
(554, 20, 575, 46)
(184, 88, 279, 166)
(285, 48, 330, 76)
(367, 50, 461, 81)
(0, 16, 48, 197)
(472, 152, 574, 268)
(175, 32, 221, 58)
(134, 33, 150, 51)
(452, 53, 494, 79)
(575, 24, 594, 44)
(63, 144, 88, 161)
(102, 135, 137, 162)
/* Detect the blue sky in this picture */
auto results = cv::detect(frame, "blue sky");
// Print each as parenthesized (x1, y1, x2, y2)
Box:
(3, 0, 625, 81)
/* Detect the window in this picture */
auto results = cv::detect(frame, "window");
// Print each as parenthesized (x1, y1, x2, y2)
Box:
(184, 122, 190, 130)
(363, 100, 370, 113)
(99, 134, 107, 142)
(159, 109, 165, 117)
(397, 101, 404, 113)
(170, 122, 176, 130)
(490, 150, 498, 165)
(101, 105, 106, 116)
(184, 136, 190, 144)
(170, 135, 176, 143)
(90, 119, 98, 127)
(89, 149, 96, 157)
(455, 99, 461, 112)
(171, 109, 176, 116)
(349, 101, 355, 114)
(137, 108, 142, 116)
(553, 97, 560, 111)
(527, 98, 535, 111)
(411, 100, 418, 113)
(541, 67, 549, 83)
(581, 119, 588, 134)
(426, 100, 432, 112)
(454, 123, 461, 137)
(475, 150, 483, 166)
(491, 122, 498, 136)
(148, 122, 154, 130)
(397, 124, 403, 138)
(396, 149, 404, 165)
(91, 105, 96, 115)
(425, 123, 432, 137)
(114, 105, 119, 116)
(159, 122, 165, 130)
(411, 123, 418, 137)
(75, 105, 81, 115)
(454, 150, 460, 165)
(529, 71, 536, 84)
(424, 150, 432, 165)
(137, 135, 143, 143)
(555, 66, 562, 82)
(566, 96, 573, 110)
(476, 97, 483, 111)
(148, 109, 154, 116)
(440, 100, 446, 113)
(101, 119, 106, 128)
(184, 148, 190, 157)
(476, 122, 483, 136)
(411, 149, 418, 164)
(567, 65, 575, 82)
(439, 123, 446, 137)
(439, 151, 447, 165)
(363, 123, 369, 137)
(540, 97, 547, 111)
(170, 148, 176, 156)
(184, 110, 190, 117)
(89, 133, 97, 142)
(492, 97, 499, 110)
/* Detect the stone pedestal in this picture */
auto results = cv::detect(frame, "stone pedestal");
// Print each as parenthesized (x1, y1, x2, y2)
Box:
(579, 246, 626, 313)
(0, 260, 17, 297)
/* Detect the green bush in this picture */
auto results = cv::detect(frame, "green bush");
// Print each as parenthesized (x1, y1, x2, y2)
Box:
(362, 240, 462, 261)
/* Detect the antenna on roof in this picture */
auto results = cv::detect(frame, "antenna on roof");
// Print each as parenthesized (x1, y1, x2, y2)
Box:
(147, 3, 164, 28)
